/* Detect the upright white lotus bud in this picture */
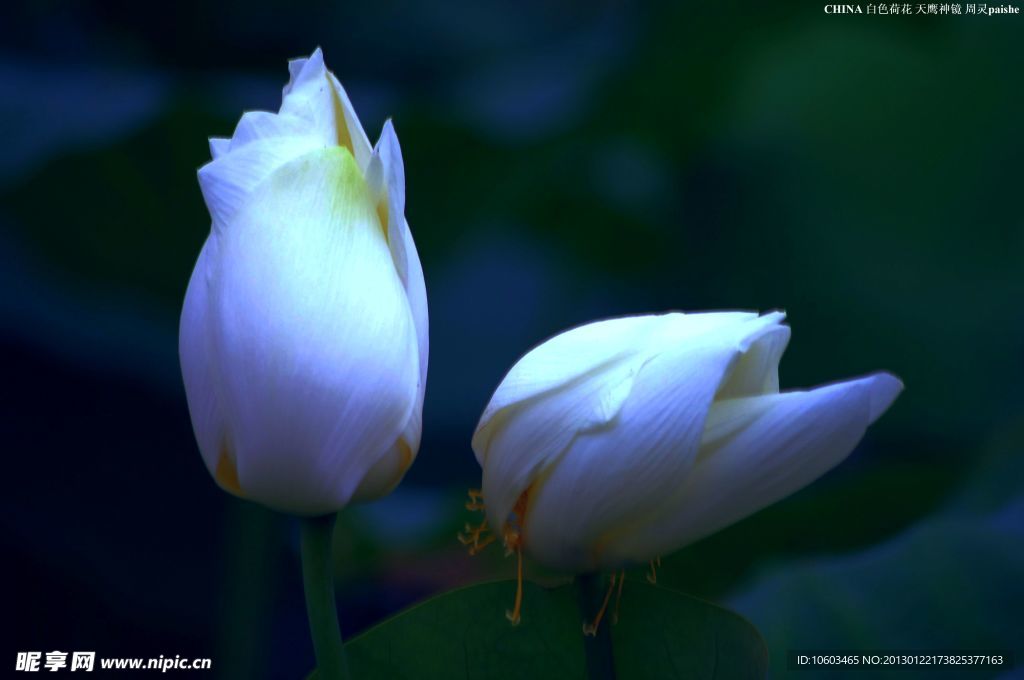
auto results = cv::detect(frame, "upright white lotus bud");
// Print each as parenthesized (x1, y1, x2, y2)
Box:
(180, 49, 428, 516)
(471, 312, 901, 572)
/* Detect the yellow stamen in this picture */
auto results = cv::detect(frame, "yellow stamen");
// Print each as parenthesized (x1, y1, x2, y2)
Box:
(582, 573, 617, 636)
(457, 519, 492, 551)
(611, 569, 626, 624)
(464, 488, 487, 512)
(469, 533, 496, 555)
(646, 557, 661, 584)
(460, 486, 533, 625)
(500, 486, 532, 624)
(458, 487, 499, 555)
(505, 543, 523, 625)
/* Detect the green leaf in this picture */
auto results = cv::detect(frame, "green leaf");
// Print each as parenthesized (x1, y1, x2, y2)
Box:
(324, 579, 767, 679)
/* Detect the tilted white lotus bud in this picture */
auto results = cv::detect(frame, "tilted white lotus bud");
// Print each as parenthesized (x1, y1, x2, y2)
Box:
(471, 312, 901, 572)
(180, 49, 428, 516)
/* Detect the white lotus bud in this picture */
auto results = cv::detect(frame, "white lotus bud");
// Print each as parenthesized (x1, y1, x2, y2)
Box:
(180, 49, 427, 516)
(472, 312, 901, 572)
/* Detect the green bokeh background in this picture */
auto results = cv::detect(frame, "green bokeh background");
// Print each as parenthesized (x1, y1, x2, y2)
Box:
(2, 2, 1021, 677)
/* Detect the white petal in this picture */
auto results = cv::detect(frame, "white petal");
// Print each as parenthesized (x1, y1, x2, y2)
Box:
(282, 49, 325, 95)
(376, 122, 406, 249)
(209, 137, 231, 159)
(278, 48, 371, 167)
(228, 110, 312, 152)
(377, 120, 405, 213)
(518, 314, 790, 571)
(473, 314, 668, 462)
(608, 372, 903, 563)
(395, 217, 428, 450)
(179, 235, 228, 483)
(373, 120, 410, 285)
(349, 435, 414, 504)
(366, 119, 427, 469)
(475, 311, 788, 568)
(714, 322, 790, 398)
(283, 50, 315, 97)
(326, 71, 372, 170)
(475, 314, 686, 533)
(279, 48, 330, 122)
(474, 310, 774, 452)
(363, 151, 385, 203)
(198, 136, 323, 227)
(208, 146, 419, 515)
(480, 351, 646, 543)
(202, 50, 376, 230)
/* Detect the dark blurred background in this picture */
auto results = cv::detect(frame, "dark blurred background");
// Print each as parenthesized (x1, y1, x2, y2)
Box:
(3, 1, 1022, 678)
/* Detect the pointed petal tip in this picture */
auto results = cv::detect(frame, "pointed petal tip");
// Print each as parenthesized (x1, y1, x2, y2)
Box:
(867, 371, 903, 423)
(289, 46, 323, 64)
(376, 118, 399, 153)
(209, 137, 231, 159)
(376, 116, 402, 152)
(196, 159, 213, 183)
(306, 46, 325, 67)
(283, 48, 327, 95)
(734, 310, 790, 353)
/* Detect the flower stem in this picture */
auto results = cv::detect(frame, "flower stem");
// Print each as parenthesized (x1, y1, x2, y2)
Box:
(300, 514, 350, 680)
(576, 572, 617, 680)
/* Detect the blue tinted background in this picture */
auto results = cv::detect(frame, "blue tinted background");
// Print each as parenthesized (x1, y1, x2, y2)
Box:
(3, 2, 1022, 678)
